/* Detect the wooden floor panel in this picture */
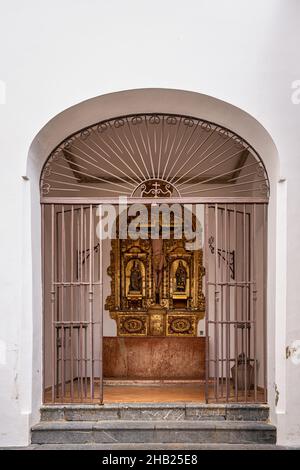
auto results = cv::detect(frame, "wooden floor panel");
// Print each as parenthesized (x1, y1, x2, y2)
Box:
(45, 380, 264, 404)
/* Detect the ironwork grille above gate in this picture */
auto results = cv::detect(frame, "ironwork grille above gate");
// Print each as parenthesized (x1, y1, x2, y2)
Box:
(40, 113, 269, 201)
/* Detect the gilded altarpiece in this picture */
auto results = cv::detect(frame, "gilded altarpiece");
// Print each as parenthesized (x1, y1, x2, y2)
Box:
(106, 234, 205, 337)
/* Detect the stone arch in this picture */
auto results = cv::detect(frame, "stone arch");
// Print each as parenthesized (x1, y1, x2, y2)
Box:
(26, 88, 279, 417)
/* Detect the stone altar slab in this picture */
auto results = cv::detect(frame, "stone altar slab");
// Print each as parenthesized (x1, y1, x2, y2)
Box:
(103, 337, 205, 380)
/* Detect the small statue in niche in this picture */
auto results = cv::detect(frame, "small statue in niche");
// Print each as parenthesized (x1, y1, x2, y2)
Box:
(175, 260, 187, 292)
(129, 260, 142, 292)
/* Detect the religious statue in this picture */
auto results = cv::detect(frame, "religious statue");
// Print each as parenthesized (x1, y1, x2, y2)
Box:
(129, 260, 142, 292)
(175, 260, 187, 292)
(151, 238, 164, 303)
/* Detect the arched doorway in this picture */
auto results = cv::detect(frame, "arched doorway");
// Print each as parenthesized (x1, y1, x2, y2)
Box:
(40, 106, 269, 404)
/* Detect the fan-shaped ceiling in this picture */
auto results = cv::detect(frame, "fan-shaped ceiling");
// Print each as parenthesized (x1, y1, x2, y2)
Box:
(40, 113, 269, 199)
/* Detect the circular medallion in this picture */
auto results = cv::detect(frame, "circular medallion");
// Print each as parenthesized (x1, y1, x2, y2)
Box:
(171, 318, 191, 333)
(123, 317, 143, 333)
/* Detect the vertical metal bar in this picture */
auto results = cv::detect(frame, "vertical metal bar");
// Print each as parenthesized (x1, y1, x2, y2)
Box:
(243, 203, 247, 401)
(215, 204, 219, 401)
(76, 210, 80, 399)
(204, 204, 210, 403)
(89, 204, 94, 399)
(234, 204, 238, 400)
(220, 206, 224, 399)
(252, 204, 257, 401)
(41, 205, 45, 403)
(70, 205, 74, 401)
(61, 205, 65, 400)
(79, 206, 84, 399)
(225, 204, 230, 401)
(247, 210, 251, 400)
(50, 205, 55, 402)
(99, 204, 104, 404)
(263, 204, 268, 402)
(84, 325, 87, 399)
(56, 213, 59, 399)
(77, 324, 80, 400)
(83, 210, 87, 399)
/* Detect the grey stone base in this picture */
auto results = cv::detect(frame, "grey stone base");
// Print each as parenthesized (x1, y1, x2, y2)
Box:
(31, 420, 276, 445)
(3, 444, 298, 450)
(40, 403, 270, 422)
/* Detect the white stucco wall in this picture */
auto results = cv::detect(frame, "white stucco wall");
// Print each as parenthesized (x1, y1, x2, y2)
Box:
(0, 0, 300, 446)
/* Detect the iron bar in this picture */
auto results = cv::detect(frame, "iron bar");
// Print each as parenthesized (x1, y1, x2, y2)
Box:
(51, 205, 56, 402)
(79, 207, 84, 399)
(214, 204, 219, 401)
(125, 117, 151, 180)
(234, 204, 238, 400)
(243, 203, 247, 401)
(181, 161, 260, 190)
(99, 204, 104, 404)
(105, 124, 144, 182)
(204, 204, 210, 403)
(61, 206, 65, 400)
(225, 205, 230, 401)
(41, 204, 45, 404)
(161, 117, 182, 180)
(220, 207, 224, 398)
(89, 205, 94, 399)
(70, 206, 74, 401)
(175, 136, 236, 186)
(181, 179, 267, 195)
(263, 204, 268, 402)
(66, 143, 136, 188)
(252, 204, 257, 401)
(41, 196, 269, 205)
(165, 120, 200, 181)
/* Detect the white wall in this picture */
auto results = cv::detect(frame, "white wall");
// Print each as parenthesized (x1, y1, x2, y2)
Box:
(0, 0, 300, 446)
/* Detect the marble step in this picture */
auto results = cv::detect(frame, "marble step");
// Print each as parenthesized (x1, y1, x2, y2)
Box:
(31, 420, 276, 445)
(40, 403, 270, 422)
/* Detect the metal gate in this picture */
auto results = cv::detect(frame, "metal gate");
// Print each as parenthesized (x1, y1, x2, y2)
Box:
(204, 203, 267, 403)
(42, 203, 104, 403)
(42, 200, 267, 404)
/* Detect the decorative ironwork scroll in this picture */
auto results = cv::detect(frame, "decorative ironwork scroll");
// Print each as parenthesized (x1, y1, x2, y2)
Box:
(40, 113, 270, 200)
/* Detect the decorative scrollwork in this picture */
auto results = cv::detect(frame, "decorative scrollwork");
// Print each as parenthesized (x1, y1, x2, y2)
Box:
(166, 116, 177, 125)
(149, 115, 160, 124)
(114, 119, 125, 128)
(97, 122, 109, 133)
(131, 116, 143, 125)
(80, 129, 91, 140)
(118, 315, 147, 336)
(138, 179, 174, 198)
(200, 121, 211, 132)
(232, 135, 245, 149)
(208, 236, 235, 279)
(41, 182, 51, 195)
(167, 315, 196, 336)
(217, 127, 229, 139)
(40, 112, 269, 200)
(63, 138, 74, 150)
(183, 118, 194, 127)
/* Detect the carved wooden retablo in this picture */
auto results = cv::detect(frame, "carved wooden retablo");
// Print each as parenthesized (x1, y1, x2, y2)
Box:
(105, 210, 205, 337)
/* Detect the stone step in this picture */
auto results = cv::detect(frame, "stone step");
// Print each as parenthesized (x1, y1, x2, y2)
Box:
(40, 403, 270, 422)
(29, 443, 287, 450)
(31, 420, 276, 445)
